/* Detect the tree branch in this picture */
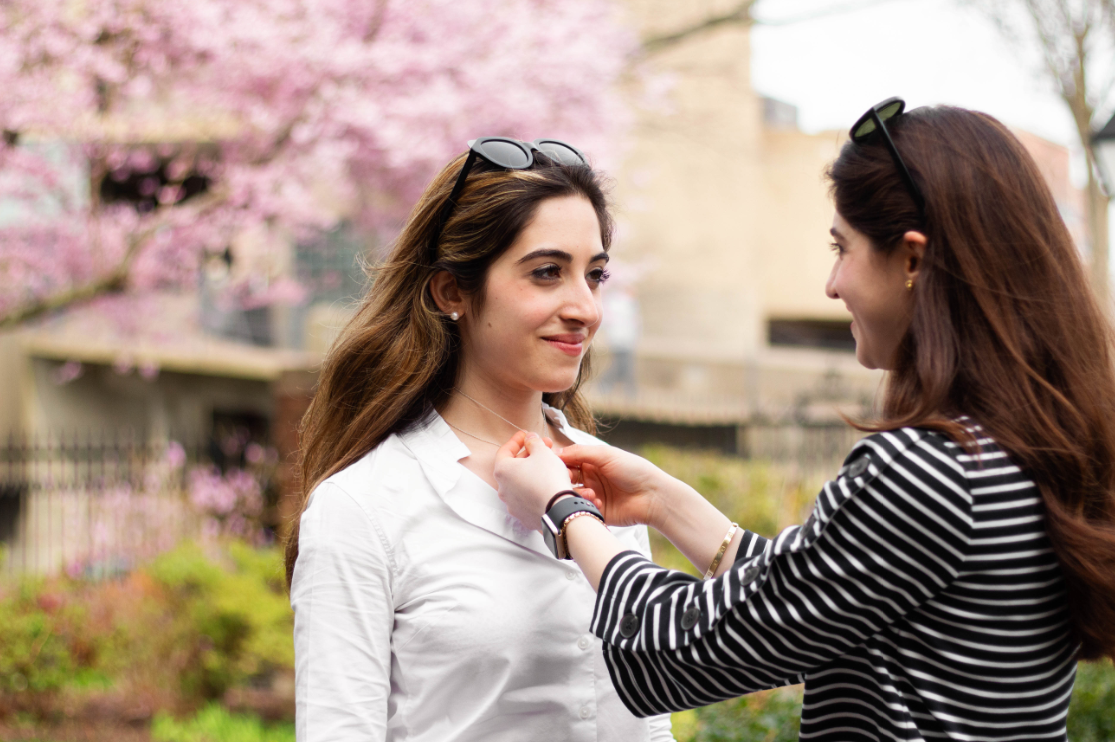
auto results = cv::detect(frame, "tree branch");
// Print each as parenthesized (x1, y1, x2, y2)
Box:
(641, 0, 757, 54)
(0, 189, 229, 329)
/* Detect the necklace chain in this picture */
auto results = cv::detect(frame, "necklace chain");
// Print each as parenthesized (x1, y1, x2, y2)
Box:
(447, 390, 547, 449)
(456, 390, 545, 434)
(444, 420, 502, 448)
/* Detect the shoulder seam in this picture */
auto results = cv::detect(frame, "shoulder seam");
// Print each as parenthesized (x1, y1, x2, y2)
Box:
(313, 480, 399, 577)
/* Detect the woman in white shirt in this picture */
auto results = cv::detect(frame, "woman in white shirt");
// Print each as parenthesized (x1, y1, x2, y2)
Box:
(286, 138, 673, 742)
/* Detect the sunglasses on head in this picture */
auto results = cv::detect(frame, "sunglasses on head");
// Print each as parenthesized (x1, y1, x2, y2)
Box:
(428, 137, 589, 264)
(850, 97, 926, 217)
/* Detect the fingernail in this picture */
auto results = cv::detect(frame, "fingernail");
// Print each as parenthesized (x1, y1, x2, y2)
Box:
(526, 433, 539, 440)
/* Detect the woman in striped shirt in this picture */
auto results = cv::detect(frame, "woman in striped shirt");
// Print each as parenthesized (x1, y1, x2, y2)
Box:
(494, 100, 1115, 741)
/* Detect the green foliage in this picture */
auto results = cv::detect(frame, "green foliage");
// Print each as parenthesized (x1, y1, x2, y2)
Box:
(0, 540, 293, 721)
(671, 687, 803, 742)
(145, 543, 294, 701)
(641, 445, 824, 575)
(152, 704, 294, 742)
(0, 589, 76, 695)
(1068, 659, 1115, 741)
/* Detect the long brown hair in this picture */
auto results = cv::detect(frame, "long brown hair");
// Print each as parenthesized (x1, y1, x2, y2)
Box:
(828, 105, 1115, 660)
(284, 153, 614, 586)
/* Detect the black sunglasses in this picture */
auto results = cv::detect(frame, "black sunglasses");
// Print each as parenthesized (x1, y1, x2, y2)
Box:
(428, 137, 589, 263)
(850, 97, 926, 217)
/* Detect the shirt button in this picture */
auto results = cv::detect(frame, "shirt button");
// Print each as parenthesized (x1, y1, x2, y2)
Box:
(681, 604, 701, 630)
(848, 457, 869, 477)
(619, 613, 639, 637)
(565, 571, 577, 581)
(577, 635, 592, 650)
(742, 565, 761, 585)
(579, 705, 592, 719)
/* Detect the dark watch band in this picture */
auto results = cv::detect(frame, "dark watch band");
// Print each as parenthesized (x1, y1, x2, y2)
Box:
(546, 490, 579, 512)
(541, 496, 604, 560)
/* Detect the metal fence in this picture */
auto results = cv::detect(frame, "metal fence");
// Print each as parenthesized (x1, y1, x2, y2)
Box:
(741, 422, 865, 472)
(0, 422, 864, 579)
(597, 418, 864, 474)
(0, 432, 211, 579)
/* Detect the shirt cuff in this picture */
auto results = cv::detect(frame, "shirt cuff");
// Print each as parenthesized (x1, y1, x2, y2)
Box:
(733, 529, 770, 564)
(589, 550, 676, 648)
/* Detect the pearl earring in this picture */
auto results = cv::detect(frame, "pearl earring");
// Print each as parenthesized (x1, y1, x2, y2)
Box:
(450, 311, 460, 321)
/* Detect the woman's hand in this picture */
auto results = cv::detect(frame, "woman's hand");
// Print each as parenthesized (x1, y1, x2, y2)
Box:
(557, 445, 680, 530)
(494, 431, 583, 531)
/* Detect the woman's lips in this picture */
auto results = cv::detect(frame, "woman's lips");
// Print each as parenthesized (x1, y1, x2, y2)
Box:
(543, 335, 585, 357)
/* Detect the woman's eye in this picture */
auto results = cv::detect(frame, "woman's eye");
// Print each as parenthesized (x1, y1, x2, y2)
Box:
(829, 242, 845, 256)
(531, 264, 561, 280)
(589, 268, 611, 285)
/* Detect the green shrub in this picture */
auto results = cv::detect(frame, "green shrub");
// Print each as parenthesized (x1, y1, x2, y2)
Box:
(144, 543, 294, 701)
(641, 446, 824, 575)
(671, 686, 803, 742)
(1068, 659, 1115, 741)
(152, 703, 294, 742)
(0, 582, 85, 698)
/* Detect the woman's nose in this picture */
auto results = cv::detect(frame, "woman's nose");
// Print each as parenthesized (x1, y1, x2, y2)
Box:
(563, 279, 601, 326)
(825, 263, 840, 300)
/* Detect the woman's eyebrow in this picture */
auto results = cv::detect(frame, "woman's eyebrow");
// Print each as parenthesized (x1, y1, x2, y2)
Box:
(514, 248, 611, 265)
(515, 248, 573, 265)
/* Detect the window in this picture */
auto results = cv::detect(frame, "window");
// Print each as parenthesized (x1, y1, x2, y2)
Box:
(768, 319, 855, 352)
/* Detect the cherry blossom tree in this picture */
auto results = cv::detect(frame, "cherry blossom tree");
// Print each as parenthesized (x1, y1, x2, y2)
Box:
(0, 0, 636, 327)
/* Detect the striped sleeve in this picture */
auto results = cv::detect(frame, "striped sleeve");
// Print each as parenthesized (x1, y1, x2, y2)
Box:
(589, 428, 976, 717)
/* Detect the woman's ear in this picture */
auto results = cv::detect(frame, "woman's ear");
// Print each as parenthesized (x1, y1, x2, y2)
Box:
(902, 230, 927, 283)
(429, 270, 466, 319)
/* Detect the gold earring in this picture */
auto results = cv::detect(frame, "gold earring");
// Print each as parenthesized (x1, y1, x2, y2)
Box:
(905, 279, 914, 291)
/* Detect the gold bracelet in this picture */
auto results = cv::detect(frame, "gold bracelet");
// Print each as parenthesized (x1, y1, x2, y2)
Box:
(558, 510, 604, 560)
(704, 522, 738, 579)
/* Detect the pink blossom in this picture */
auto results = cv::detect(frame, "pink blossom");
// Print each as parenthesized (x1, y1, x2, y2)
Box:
(165, 440, 187, 469)
(50, 360, 84, 385)
(0, 0, 637, 327)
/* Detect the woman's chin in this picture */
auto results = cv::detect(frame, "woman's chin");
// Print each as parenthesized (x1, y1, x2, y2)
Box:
(854, 345, 877, 370)
(536, 375, 580, 396)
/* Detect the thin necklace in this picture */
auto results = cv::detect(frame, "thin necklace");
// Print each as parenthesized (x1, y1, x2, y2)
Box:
(444, 419, 502, 448)
(456, 390, 546, 435)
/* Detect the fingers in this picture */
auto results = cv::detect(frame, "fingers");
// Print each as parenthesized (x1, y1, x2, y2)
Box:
(557, 444, 615, 469)
(518, 436, 553, 458)
(496, 430, 530, 464)
(578, 488, 602, 510)
(523, 433, 549, 455)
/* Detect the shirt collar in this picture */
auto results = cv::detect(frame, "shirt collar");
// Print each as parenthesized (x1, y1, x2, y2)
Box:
(399, 404, 578, 558)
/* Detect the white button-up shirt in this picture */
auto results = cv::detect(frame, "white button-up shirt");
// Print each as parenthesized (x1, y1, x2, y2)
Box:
(291, 406, 674, 742)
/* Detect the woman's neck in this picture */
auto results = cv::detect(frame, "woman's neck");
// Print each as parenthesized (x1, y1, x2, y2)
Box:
(440, 375, 549, 447)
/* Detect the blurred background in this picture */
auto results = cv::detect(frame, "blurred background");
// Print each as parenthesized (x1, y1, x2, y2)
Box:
(1, 0, 1113, 739)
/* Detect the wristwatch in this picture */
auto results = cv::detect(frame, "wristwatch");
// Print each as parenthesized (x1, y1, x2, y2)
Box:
(542, 495, 604, 559)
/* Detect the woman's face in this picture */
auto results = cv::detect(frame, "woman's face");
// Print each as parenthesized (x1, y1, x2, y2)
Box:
(459, 195, 608, 394)
(825, 211, 917, 370)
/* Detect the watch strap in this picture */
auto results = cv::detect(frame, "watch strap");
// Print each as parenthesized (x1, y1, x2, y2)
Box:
(546, 490, 579, 512)
(542, 496, 604, 559)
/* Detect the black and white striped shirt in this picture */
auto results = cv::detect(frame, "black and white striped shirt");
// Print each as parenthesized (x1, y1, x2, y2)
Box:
(591, 426, 1078, 741)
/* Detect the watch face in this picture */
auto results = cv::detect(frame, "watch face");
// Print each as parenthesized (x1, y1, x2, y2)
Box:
(542, 525, 559, 558)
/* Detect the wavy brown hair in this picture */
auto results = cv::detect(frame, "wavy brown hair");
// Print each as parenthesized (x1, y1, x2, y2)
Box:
(828, 105, 1115, 660)
(284, 153, 613, 586)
